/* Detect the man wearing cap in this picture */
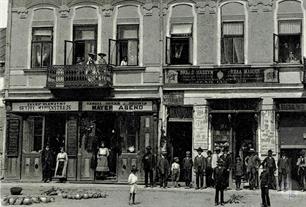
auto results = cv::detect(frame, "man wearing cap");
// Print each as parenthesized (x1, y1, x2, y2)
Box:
(262, 149, 276, 189)
(142, 146, 154, 187)
(183, 151, 193, 188)
(157, 152, 170, 188)
(194, 147, 206, 189)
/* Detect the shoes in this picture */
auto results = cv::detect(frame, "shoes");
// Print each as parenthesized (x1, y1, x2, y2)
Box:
(215, 203, 218, 206)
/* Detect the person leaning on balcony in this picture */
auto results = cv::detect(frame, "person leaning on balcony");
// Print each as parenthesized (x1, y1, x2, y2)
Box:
(87, 52, 96, 65)
(120, 56, 128, 66)
(96, 53, 107, 65)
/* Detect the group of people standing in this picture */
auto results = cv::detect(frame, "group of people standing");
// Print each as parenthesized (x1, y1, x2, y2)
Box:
(41, 145, 68, 183)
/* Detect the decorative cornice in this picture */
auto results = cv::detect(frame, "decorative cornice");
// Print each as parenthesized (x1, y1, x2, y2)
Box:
(17, 7, 29, 19)
(142, 0, 155, 16)
(249, 0, 273, 12)
(101, 4, 114, 17)
(196, 0, 217, 14)
(59, 5, 70, 18)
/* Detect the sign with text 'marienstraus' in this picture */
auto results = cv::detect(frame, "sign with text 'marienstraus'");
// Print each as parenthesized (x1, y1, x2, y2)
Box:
(82, 101, 153, 112)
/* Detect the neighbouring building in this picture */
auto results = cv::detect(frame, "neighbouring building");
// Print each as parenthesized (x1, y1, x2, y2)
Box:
(3, 0, 306, 189)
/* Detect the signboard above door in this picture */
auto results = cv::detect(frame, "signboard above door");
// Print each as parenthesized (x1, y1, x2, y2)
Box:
(82, 101, 153, 112)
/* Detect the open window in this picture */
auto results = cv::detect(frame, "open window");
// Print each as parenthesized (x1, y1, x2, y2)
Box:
(275, 20, 302, 64)
(166, 24, 192, 65)
(31, 28, 53, 68)
(221, 22, 244, 64)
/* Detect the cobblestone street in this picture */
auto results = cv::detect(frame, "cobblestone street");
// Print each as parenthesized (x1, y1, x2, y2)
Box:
(1, 183, 306, 207)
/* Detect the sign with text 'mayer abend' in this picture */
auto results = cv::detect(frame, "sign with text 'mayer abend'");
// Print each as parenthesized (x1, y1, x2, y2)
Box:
(82, 101, 153, 112)
(12, 102, 79, 112)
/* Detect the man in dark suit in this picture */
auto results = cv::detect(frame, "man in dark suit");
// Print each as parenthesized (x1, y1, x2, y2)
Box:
(277, 152, 289, 191)
(214, 159, 227, 206)
(220, 147, 232, 189)
(262, 149, 276, 189)
(157, 152, 170, 188)
(194, 147, 206, 189)
(41, 145, 54, 183)
(142, 146, 154, 187)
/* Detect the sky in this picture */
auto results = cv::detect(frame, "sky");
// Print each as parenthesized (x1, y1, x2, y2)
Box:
(0, 0, 8, 28)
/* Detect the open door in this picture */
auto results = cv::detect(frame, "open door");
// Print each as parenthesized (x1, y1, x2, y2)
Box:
(108, 39, 117, 66)
(64, 40, 74, 65)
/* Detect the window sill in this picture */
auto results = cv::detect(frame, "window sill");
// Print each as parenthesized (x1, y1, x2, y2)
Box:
(273, 63, 303, 68)
(113, 66, 146, 72)
(215, 64, 251, 68)
(163, 65, 199, 69)
(23, 68, 47, 74)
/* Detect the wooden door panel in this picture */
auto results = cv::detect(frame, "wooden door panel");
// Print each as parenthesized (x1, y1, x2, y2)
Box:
(21, 153, 42, 181)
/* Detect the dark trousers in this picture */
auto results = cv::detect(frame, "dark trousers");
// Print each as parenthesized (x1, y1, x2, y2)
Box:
(42, 165, 52, 181)
(215, 187, 224, 204)
(267, 167, 276, 189)
(196, 172, 204, 188)
(160, 173, 168, 188)
(298, 169, 305, 190)
(249, 168, 257, 189)
(278, 170, 288, 190)
(206, 167, 214, 187)
(225, 169, 230, 188)
(144, 169, 153, 186)
(261, 187, 270, 207)
(235, 175, 242, 189)
(184, 169, 192, 187)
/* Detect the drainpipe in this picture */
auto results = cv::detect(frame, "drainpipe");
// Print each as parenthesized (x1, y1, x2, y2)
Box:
(157, 0, 164, 156)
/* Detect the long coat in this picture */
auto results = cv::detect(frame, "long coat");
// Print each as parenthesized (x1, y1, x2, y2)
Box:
(194, 155, 206, 173)
(157, 157, 170, 175)
(214, 166, 227, 189)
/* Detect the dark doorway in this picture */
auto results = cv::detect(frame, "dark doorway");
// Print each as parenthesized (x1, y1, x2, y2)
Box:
(168, 122, 192, 181)
(233, 113, 257, 162)
(281, 149, 301, 190)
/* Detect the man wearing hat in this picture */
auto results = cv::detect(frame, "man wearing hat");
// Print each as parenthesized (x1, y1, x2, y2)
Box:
(220, 146, 232, 189)
(262, 149, 276, 189)
(206, 150, 214, 187)
(296, 150, 306, 191)
(142, 146, 154, 187)
(194, 147, 207, 189)
(86, 52, 96, 65)
(214, 159, 227, 206)
(157, 152, 170, 188)
(95, 53, 107, 64)
(183, 151, 193, 188)
(277, 151, 289, 191)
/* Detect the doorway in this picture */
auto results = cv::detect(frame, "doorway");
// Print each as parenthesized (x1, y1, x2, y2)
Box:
(168, 122, 192, 181)
(281, 149, 302, 190)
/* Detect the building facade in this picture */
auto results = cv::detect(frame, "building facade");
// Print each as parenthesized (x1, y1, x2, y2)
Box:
(3, 0, 306, 188)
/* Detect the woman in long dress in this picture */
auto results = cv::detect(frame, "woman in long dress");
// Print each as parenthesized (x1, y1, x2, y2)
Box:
(96, 141, 110, 179)
(54, 147, 68, 182)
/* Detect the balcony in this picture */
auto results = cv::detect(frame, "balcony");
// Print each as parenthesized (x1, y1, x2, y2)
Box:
(46, 64, 113, 98)
(164, 66, 279, 85)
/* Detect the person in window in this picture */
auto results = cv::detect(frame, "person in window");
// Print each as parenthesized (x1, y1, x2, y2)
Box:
(95, 53, 107, 64)
(120, 56, 128, 66)
(87, 53, 96, 65)
(54, 147, 68, 183)
(41, 144, 54, 183)
(96, 141, 110, 179)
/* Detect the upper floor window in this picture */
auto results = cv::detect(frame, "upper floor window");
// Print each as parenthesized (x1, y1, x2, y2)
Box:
(116, 25, 139, 66)
(274, 20, 302, 64)
(166, 24, 192, 65)
(72, 25, 97, 65)
(221, 22, 244, 64)
(31, 28, 53, 68)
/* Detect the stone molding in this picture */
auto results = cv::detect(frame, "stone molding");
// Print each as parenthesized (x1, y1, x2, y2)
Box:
(17, 7, 29, 19)
(196, 0, 217, 14)
(248, 0, 273, 12)
(59, 5, 70, 18)
(101, 4, 114, 17)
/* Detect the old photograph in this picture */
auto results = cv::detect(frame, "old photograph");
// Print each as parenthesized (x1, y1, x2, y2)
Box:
(0, 0, 306, 206)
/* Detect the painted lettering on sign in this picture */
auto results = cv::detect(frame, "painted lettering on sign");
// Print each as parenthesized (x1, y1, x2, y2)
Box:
(12, 102, 79, 112)
(82, 101, 153, 112)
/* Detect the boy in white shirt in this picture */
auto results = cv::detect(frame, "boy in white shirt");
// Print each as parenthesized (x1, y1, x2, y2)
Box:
(171, 157, 180, 188)
(128, 166, 138, 205)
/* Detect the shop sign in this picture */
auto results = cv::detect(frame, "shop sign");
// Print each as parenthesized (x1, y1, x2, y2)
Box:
(163, 92, 184, 105)
(82, 101, 153, 112)
(278, 103, 306, 111)
(11, 102, 79, 112)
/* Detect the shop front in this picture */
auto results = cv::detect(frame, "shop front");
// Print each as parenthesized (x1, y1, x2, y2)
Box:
(276, 100, 306, 190)
(5, 100, 158, 183)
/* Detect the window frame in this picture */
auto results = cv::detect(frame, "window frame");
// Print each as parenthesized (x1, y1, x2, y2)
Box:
(31, 27, 53, 68)
(116, 24, 139, 66)
(167, 23, 193, 65)
(221, 21, 245, 65)
(275, 19, 302, 64)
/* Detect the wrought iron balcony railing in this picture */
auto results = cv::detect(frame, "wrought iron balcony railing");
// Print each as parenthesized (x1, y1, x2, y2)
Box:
(164, 66, 279, 85)
(47, 64, 113, 89)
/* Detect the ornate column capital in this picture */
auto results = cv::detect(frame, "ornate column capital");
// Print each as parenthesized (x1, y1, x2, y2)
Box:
(101, 4, 114, 17)
(196, 0, 217, 15)
(59, 5, 70, 18)
(17, 7, 29, 19)
(142, 1, 155, 16)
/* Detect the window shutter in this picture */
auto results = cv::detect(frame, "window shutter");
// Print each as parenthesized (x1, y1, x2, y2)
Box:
(6, 114, 22, 157)
(223, 22, 244, 35)
(66, 117, 78, 156)
(64, 40, 74, 65)
(279, 21, 301, 34)
(166, 37, 171, 65)
(273, 34, 279, 63)
(108, 39, 118, 66)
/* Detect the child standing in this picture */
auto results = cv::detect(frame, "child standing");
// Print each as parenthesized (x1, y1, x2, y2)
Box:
(235, 156, 244, 190)
(128, 166, 138, 205)
(171, 157, 180, 188)
(260, 166, 271, 207)
(183, 151, 193, 188)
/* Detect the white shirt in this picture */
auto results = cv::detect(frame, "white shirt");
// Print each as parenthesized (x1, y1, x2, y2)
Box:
(98, 147, 109, 156)
(171, 162, 180, 171)
(128, 173, 138, 184)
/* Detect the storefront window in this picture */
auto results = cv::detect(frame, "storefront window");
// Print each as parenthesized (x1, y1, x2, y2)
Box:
(33, 117, 43, 152)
